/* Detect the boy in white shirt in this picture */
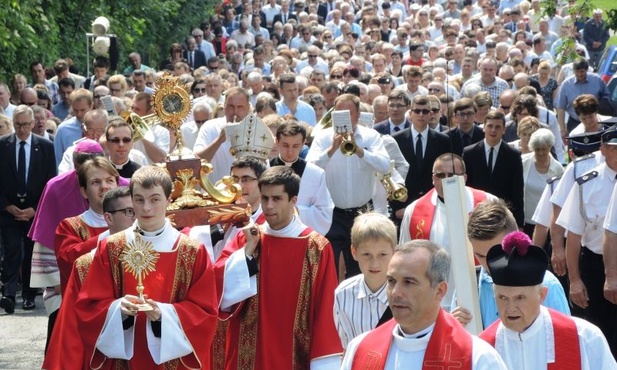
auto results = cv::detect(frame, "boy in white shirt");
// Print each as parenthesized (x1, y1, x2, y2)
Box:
(333, 212, 397, 348)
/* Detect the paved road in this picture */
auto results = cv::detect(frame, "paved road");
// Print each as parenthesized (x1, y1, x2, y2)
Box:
(0, 294, 47, 369)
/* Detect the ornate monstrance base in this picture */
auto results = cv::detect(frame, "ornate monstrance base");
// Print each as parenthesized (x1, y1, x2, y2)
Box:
(162, 157, 250, 229)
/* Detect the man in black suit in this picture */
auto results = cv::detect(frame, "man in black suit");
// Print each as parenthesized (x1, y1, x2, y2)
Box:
(273, 0, 298, 25)
(183, 36, 207, 71)
(318, 0, 334, 20)
(373, 90, 412, 135)
(445, 97, 485, 155)
(463, 110, 524, 227)
(0, 105, 56, 313)
(391, 95, 451, 220)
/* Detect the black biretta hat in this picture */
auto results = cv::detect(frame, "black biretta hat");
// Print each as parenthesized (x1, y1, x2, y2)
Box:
(486, 231, 548, 287)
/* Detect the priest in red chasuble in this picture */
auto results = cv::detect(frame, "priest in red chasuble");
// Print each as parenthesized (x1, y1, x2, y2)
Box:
(215, 166, 343, 369)
(75, 166, 218, 370)
(480, 231, 616, 369)
(54, 157, 120, 293)
(43, 186, 135, 370)
(341, 240, 507, 370)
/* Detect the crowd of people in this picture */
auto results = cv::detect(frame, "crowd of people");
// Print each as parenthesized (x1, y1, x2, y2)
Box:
(1, 0, 617, 368)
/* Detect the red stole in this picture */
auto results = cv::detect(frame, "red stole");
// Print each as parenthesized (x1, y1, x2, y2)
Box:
(480, 308, 582, 370)
(352, 309, 473, 370)
(215, 227, 342, 370)
(409, 187, 487, 240)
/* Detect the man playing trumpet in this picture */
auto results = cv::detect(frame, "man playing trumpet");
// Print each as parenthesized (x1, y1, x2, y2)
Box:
(307, 94, 390, 279)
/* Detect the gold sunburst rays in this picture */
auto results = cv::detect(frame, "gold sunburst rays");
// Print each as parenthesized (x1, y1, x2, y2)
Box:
(120, 236, 160, 309)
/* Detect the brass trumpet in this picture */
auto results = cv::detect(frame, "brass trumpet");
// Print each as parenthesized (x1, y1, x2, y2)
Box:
(340, 132, 357, 156)
(380, 160, 408, 201)
(120, 111, 159, 141)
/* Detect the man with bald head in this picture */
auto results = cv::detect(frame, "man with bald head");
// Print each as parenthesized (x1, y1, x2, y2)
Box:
(19, 87, 39, 107)
(58, 109, 109, 173)
(499, 90, 517, 115)
(92, 85, 110, 110)
(194, 87, 252, 183)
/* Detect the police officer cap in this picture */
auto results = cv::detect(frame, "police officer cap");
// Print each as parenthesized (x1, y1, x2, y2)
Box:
(566, 131, 603, 156)
(486, 231, 548, 287)
(601, 127, 617, 145)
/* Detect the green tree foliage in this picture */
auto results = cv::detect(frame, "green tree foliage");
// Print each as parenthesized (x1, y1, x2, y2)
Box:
(0, 0, 217, 82)
(540, 0, 594, 65)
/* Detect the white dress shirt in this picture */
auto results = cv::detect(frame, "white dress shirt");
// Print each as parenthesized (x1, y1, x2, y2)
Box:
(334, 274, 389, 348)
(557, 162, 616, 254)
(306, 125, 390, 209)
(15, 134, 32, 183)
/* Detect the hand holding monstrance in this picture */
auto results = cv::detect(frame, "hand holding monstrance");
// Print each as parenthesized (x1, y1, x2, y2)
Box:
(120, 235, 160, 312)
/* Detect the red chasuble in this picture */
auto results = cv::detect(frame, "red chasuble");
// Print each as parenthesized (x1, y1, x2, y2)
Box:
(43, 252, 96, 370)
(480, 308, 582, 370)
(214, 227, 342, 370)
(75, 232, 218, 370)
(410, 188, 487, 240)
(351, 309, 473, 370)
(54, 216, 107, 292)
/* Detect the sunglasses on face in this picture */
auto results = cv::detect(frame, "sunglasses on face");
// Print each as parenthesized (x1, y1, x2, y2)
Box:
(109, 137, 132, 144)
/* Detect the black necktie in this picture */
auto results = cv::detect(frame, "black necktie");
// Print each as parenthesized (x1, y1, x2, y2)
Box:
(283, 13, 287, 23)
(488, 146, 494, 175)
(462, 134, 471, 148)
(393, 126, 401, 133)
(416, 134, 423, 170)
(189, 52, 194, 68)
(18, 141, 26, 195)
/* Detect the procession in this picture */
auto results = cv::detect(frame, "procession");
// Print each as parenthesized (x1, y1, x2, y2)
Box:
(2, 0, 617, 368)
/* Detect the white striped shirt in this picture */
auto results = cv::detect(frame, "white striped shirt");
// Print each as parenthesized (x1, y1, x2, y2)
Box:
(333, 274, 389, 349)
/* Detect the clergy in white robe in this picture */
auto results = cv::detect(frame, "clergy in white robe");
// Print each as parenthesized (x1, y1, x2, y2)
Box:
(480, 230, 617, 370)
(270, 120, 334, 235)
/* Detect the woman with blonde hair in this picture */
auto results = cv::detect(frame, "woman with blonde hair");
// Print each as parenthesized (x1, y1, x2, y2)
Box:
(510, 115, 541, 155)
(531, 61, 558, 111)
(10, 74, 27, 105)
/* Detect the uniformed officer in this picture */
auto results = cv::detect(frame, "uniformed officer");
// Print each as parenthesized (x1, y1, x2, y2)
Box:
(549, 132, 604, 278)
(556, 128, 617, 356)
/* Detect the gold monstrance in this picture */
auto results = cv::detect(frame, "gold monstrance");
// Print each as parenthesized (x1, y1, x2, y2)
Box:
(120, 234, 160, 311)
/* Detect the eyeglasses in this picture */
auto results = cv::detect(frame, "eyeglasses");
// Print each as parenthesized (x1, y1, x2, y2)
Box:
(433, 172, 464, 179)
(435, 18, 443, 21)
(14, 122, 32, 128)
(455, 112, 475, 118)
(195, 119, 208, 125)
(431, 108, 441, 113)
(94, 95, 106, 99)
(109, 137, 132, 144)
(308, 54, 318, 58)
(232, 175, 258, 183)
(500, 105, 510, 110)
(505, 78, 513, 83)
(323, 35, 332, 39)
(193, 87, 207, 93)
(107, 207, 135, 217)
(330, 74, 342, 79)
(46, 129, 55, 134)
(428, 88, 442, 92)
(412, 109, 431, 115)
(388, 104, 408, 109)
